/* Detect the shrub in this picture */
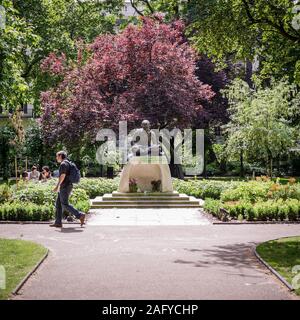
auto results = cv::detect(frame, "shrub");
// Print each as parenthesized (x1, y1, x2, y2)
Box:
(219, 199, 300, 221)
(203, 198, 221, 218)
(0, 184, 12, 204)
(0, 202, 55, 221)
(244, 202, 255, 221)
(268, 183, 300, 201)
(221, 181, 272, 202)
(1, 180, 92, 220)
(12, 183, 56, 205)
(173, 179, 240, 199)
(74, 178, 119, 198)
(277, 202, 289, 221)
(285, 199, 299, 221)
(223, 200, 252, 220)
(253, 201, 278, 221)
(69, 188, 90, 213)
(2, 178, 300, 222)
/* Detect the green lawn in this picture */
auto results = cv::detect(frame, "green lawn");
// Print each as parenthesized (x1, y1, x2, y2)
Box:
(0, 238, 47, 300)
(256, 236, 300, 295)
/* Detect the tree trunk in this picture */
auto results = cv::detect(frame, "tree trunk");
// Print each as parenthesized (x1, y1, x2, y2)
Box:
(2, 157, 9, 181)
(245, 59, 254, 88)
(99, 164, 103, 177)
(270, 157, 273, 178)
(219, 158, 227, 173)
(240, 150, 244, 177)
(107, 166, 114, 179)
(266, 150, 273, 178)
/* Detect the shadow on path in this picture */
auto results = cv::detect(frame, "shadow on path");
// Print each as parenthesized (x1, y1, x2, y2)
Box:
(55, 227, 84, 233)
(174, 242, 260, 270)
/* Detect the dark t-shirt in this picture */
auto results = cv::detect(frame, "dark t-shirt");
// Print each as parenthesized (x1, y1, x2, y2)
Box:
(59, 160, 71, 188)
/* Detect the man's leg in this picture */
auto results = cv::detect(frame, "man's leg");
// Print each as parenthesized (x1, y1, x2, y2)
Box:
(59, 185, 82, 220)
(50, 193, 63, 227)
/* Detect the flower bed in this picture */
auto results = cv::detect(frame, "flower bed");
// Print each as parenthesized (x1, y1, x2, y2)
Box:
(203, 177, 300, 222)
(0, 178, 97, 221)
(0, 177, 299, 222)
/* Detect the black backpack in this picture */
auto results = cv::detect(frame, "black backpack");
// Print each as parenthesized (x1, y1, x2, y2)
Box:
(65, 160, 81, 184)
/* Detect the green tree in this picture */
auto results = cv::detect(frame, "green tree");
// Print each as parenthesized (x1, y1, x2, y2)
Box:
(0, 125, 16, 180)
(5, 0, 123, 114)
(190, 0, 300, 84)
(130, 0, 300, 85)
(223, 78, 300, 177)
(0, 0, 39, 111)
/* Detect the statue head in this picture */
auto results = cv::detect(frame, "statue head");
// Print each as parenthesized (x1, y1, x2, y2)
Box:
(141, 120, 150, 132)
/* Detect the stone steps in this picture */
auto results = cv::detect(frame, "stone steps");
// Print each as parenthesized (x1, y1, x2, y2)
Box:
(111, 191, 181, 197)
(101, 195, 190, 201)
(91, 204, 201, 208)
(90, 192, 203, 209)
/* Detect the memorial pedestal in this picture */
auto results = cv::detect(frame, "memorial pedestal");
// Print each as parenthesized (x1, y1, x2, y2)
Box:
(118, 156, 173, 193)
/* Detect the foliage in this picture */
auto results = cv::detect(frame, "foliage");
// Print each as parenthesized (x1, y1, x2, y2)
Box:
(69, 187, 90, 213)
(0, 201, 54, 221)
(1, 177, 300, 221)
(73, 178, 120, 198)
(203, 198, 221, 218)
(194, 56, 229, 128)
(23, 122, 44, 165)
(223, 78, 300, 176)
(1, 0, 123, 113)
(40, 16, 215, 149)
(221, 180, 273, 202)
(0, 178, 96, 220)
(0, 183, 12, 203)
(173, 178, 241, 199)
(0, 0, 38, 111)
(267, 181, 300, 201)
(11, 180, 56, 205)
(2, 178, 120, 219)
(200, 177, 300, 221)
(131, 0, 300, 85)
(129, 178, 138, 193)
(222, 199, 300, 221)
(0, 125, 16, 180)
(221, 178, 300, 203)
(188, 0, 300, 83)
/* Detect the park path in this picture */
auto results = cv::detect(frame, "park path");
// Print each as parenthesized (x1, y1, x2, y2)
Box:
(0, 209, 299, 300)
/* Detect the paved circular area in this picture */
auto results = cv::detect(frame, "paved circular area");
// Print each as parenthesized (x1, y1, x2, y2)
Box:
(88, 208, 210, 225)
(0, 212, 299, 300)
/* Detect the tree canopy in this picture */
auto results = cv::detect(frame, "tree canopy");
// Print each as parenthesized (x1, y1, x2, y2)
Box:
(0, 0, 124, 113)
(129, 0, 300, 85)
(40, 16, 215, 149)
(223, 78, 300, 176)
(0, 0, 38, 111)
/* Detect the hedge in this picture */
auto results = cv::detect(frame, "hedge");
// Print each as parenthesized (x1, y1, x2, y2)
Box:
(0, 179, 92, 221)
(173, 179, 241, 199)
(0, 202, 54, 221)
(204, 198, 300, 221)
(1, 177, 300, 222)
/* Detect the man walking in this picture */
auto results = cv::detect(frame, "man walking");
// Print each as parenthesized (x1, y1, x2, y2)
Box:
(50, 151, 85, 228)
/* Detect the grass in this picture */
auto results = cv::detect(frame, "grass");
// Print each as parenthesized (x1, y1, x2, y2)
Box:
(256, 236, 300, 295)
(0, 238, 47, 300)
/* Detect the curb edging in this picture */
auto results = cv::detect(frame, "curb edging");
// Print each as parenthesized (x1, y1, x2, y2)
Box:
(0, 221, 80, 225)
(253, 247, 294, 292)
(11, 249, 49, 296)
(213, 221, 300, 225)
